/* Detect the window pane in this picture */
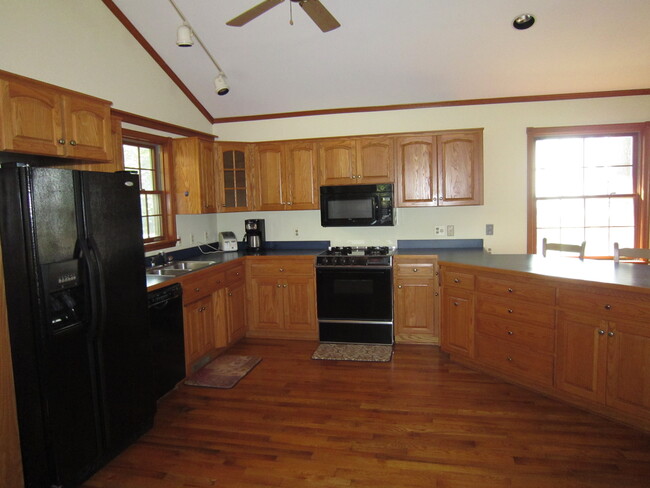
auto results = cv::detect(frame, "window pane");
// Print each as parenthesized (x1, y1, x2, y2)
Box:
(234, 150, 246, 169)
(584, 136, 633, 167)
(123, 145, 139, 168)
(140, 169, 155, 191)
(560, 199, 584, 227)
(235, 169, 247, 187)
(224, 170, 235, 187)
(223, 150, 234, 169)
(146, 194, 162, 215)
(536, 199, 563, 228)
(536, 138, 583, 170)
(139, 147, 154, 169)
(147, 216, 162, 239)
(236, 189, 247, 207)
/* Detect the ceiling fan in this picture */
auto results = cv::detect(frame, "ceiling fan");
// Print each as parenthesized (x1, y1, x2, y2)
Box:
(227, 0, 340, 32)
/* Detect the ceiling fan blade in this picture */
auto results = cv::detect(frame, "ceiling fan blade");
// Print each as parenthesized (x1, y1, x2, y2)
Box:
(226, 0, 284, 27)
(299, 0, 340, 32)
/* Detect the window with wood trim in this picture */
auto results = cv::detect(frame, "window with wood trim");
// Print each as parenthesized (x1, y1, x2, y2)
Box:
(527, 123, 650, 257)
(122, 130, 176, 251)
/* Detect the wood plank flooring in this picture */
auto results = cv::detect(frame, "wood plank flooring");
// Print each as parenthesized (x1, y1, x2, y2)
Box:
(84, 339, 650, 488)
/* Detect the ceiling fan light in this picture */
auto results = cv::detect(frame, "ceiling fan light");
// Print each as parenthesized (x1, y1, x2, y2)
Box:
(513, 14, 535, 30)
(176, 23, 193, 46)
(214, 73, 230, 96)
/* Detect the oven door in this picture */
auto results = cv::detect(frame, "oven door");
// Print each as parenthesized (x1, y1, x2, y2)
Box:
(316, 267, 392, 321)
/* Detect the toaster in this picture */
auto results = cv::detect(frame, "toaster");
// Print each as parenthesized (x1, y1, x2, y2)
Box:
(218, 231, 238, 252)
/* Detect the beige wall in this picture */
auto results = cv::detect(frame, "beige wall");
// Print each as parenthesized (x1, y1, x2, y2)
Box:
(214, 96, 650, 253)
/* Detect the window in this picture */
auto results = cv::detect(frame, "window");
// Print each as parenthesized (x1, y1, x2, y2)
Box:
(528, 123, 649, 257)
(122, 130, 176, 251)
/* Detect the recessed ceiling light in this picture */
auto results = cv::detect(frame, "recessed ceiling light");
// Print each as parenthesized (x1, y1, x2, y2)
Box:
(513, 14, 535, 30)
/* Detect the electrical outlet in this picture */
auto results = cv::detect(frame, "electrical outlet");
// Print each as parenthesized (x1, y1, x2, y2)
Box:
(447, 225, 455, 236)
(486, 224, 494, 236)
(434, 225, 446, 236)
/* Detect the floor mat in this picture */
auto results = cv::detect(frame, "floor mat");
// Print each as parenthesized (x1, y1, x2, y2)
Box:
(312, 343, 393, 362)
(184, 355, 261, 389)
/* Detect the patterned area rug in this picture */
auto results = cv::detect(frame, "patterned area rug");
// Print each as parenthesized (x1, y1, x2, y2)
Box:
(312, 343, 393, 362)
(184, 355, 261, 389)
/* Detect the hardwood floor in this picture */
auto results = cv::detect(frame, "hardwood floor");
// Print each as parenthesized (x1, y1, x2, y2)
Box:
(84, 339, 650, 488)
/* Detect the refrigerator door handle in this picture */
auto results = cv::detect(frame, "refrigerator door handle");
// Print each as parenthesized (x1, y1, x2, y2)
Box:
(85, 236, 107, 339)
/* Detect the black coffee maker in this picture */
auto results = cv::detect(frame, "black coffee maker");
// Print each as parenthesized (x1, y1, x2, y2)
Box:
(243, 219, 266, 252)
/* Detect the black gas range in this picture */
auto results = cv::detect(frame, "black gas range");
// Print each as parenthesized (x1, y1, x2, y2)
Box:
(316, 246, 394, 344)
(316, 246, 394, 267)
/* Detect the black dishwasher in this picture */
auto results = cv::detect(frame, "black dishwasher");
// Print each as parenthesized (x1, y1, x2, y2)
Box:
(148, 283, 185, 400)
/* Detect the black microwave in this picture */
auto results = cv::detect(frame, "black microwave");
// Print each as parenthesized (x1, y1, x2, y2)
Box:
(320, 184, 395, 227)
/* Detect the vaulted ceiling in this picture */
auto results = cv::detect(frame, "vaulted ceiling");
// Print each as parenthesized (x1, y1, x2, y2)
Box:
(106, 0, 650, 122)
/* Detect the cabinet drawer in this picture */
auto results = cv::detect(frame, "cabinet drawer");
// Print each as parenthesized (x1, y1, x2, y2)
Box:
(182, 273, 218, 304)
(476, 333, 554, 386)
(558, 287, 650, 322)
(476, 295, 555, 328)
(475, 313, 555, 354)
(441, 270, 475, 290)
(395, 263, 436, 278)
(477, 276, 555, 305)
(249, 260, 313, 277)
(225, 264, 245, 284)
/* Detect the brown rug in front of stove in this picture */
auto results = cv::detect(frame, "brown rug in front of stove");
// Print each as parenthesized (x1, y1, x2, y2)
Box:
(312, 343, 393, 362)
(184, 355, 261, 389)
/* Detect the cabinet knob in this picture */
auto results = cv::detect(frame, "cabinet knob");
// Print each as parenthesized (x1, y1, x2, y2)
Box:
(236, 272, 240, 276)
(506, 356, 513, 362)
(287, 202, 292, 205)
(283, 284, 288, 288)
(598, 329, 606, 335)
(199, 306, 206, 312)
(398, 285, 402, 289)
(507, 288, 513, 293)
(434, 292, 439, 296)
(279, 268, 284, 272)
(507, 330, 513, 335)
(351, 175, 357, 179)
(216, 280, 222, 284)
(194, 287, 200, 292)
(356, 175, 361, 179)
(608, 331, 615, 337)
(433, 196, 438, 202)
(228, 292, 232, 296)
(58, 138, 66, 145)
(453, 302, 459, 306)
(69, 140, 77, 146)
(604, 304, 612, 310)
(412, 268, 418, 272)
(454, 278, 460, 283)
(277, 284, 281, 288)
(507, 308, 514, 314)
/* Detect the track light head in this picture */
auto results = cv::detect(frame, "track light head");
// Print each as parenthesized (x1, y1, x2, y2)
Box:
(214, 73, 230, 96)
(176, 23, 193, 47)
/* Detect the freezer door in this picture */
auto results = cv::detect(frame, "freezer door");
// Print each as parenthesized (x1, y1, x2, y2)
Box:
(79, 170, 155, 458)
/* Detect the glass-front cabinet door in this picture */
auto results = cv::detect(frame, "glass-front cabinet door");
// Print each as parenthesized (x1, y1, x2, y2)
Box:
(216, 142, 252, 212)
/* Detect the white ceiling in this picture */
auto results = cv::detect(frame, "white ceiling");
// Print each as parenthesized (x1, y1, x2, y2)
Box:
(108, 0, 650, 122)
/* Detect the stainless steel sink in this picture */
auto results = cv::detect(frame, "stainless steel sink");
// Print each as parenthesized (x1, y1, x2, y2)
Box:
(165, 260, 216, 271)
(146, 260, 216, 276)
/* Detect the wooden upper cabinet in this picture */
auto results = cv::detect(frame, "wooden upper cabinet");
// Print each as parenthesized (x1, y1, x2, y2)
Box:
(255, 141, 318, 211)
(396, 135, 437, 206)
(319, 139, 356, 185)
(438, 131, 483, 206)
(356, 136, 394, 184)
(396, 129, 483, 207)
(0, 73, 112, 161)
(216, 142, 253, 212)
(319, 137, 394, 185)
(173, 137, 217, 214)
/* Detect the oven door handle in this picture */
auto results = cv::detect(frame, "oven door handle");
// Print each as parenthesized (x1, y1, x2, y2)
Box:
(315, 265, 393, 270)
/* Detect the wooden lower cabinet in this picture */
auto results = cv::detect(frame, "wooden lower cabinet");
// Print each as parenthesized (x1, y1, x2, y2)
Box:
(225, 278, 247, 344)
(441, 287, 474, 358)
(393, 256, 439, 344)
(246, 257, 317, 339)
(183, 295, 215, 372)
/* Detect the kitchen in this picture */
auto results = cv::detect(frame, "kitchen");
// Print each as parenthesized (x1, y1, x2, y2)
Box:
(2, 1, 650, 487)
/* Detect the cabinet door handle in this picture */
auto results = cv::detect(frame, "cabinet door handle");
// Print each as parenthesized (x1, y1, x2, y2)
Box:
(507, 308, 514, 314)
(506, 330, 513, 335)
(283, 284, 288, 288)
(434, 292, 439, 296)
(453, 302, 459, 306)
(194, 287, 200, 292)
(58, 138, 66, 145)
(279, 268, 284, 272)
(598, 329, 606, 335)
(276, 284, 281, 288)
(608, 331, 615, 337)
(69, 140, 77, 146)
(412, 268, 418, 272)
(398, 285, 402, 289)
(506, 356, 513, 362)
(454, 278, 460, 283)
(228, 292, 233, 297)
(507, 288, 513, 293)
(604, 304, 612, 310)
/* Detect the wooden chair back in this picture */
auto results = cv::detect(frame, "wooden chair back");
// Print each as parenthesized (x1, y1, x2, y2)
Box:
(613, 243, 650, 263)
(542, 238, 586, 259)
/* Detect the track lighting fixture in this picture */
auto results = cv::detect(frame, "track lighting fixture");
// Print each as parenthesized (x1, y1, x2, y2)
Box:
(169, 0, 230, 95)
(214, 73, 230, 96)
(176, 22, 193, 47)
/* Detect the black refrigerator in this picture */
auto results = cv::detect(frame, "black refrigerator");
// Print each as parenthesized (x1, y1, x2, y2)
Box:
(0, 165, 155, 488)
